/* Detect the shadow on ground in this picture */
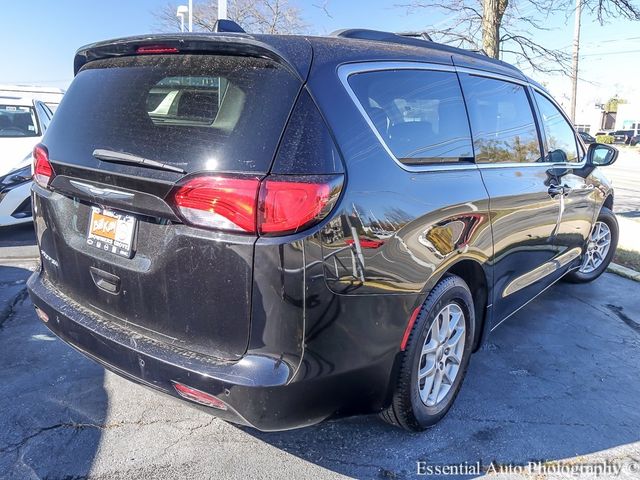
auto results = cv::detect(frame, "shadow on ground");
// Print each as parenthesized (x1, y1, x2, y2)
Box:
(0, 224, 37, 248)
(244, 274, 640, 478)
(0, 260, 638, 478)
(0, 264, 107, 479)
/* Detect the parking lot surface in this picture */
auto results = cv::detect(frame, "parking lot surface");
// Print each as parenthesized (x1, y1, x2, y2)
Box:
(1, 248, 639, 479)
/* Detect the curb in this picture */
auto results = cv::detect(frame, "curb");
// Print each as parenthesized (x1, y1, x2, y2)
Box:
(607, 263, 640, 282)
(0, 246, 39, 261)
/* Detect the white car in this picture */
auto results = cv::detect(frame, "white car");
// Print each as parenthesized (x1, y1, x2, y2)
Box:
(0, 155, 33, 226)
(1, 95, 53, 176)
(0, 94, 54, 226)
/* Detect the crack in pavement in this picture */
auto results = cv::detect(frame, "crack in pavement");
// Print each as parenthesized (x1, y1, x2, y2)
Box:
(0, 287, 28, 330)
(606, 304, 640, 335)
(565, 291, 640, 337)
(0, 416, 211, 456)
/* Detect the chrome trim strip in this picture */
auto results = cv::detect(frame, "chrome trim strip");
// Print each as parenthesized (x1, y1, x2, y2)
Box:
(502, 247, 581, 298)
(455, 66, 529, 85)
(338, 61, 588, 173)
(69, 180, 135, 199)
(491, 265, 577, 332)
(476, 162, 581, 169)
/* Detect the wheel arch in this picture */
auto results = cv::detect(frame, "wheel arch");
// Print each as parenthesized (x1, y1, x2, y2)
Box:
(418, 257, 490, 351)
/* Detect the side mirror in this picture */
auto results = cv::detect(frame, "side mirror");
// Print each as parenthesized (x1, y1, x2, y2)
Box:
(587, 143, 618, 167)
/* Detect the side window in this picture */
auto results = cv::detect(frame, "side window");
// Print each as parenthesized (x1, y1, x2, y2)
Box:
(348, 69, 473, 165)
(460, 75, 542, 164)
(534, 92, 580, 163)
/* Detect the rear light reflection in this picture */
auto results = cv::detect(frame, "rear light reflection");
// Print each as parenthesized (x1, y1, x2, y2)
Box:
(173, 382, 228, 410)
(170, 174, 343, 236)
(33, 144, 55, 188)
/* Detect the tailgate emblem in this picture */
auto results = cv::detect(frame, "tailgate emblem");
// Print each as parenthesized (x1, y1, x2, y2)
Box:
(70, 180, 134, 200)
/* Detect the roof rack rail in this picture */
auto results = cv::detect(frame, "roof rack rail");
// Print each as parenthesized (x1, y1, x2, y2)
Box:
(396, 31, 433, 42)
(331, 29, 435, 49)
(213, 19, 246, 33)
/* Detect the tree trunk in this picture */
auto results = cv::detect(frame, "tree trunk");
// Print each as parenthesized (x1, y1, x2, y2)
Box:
(482, 0, 508, 58)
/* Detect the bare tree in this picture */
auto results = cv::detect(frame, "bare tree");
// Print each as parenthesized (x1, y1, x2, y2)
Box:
(154, 0, 307, 34)
(397, 0, 640, 74)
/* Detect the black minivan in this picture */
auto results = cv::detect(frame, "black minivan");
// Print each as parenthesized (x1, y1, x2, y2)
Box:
(27, 28, 619, 432)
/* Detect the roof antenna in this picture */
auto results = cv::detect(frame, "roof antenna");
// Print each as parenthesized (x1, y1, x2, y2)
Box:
(213, 19, 246, 33)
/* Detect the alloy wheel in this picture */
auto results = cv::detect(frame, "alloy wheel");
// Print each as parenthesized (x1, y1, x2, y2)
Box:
(417, 303, 466, 407)
(580, 221, 612, 274)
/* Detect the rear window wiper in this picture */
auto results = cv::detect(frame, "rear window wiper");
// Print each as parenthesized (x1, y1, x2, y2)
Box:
(93, 149, 186, 174)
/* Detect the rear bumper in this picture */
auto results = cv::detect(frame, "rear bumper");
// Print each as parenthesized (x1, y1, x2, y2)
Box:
(27, 270, 359, 431)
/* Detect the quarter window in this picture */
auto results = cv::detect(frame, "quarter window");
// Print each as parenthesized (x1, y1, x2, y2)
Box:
(348, 69, 473, 165)
(534, 92, 580, 163)
(460, 75, 542, 164)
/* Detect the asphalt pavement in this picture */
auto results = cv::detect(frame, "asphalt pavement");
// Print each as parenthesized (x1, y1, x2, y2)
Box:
(1, 244, 640, 478)
(606, 146, 640, 220)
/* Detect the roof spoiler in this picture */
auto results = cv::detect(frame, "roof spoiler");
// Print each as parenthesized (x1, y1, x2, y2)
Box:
(73, 33, 310, 81)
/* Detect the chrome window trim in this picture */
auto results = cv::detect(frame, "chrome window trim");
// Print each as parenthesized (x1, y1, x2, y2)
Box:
(530, 86, 587, 168)
(338, 62, 476, 173)
(455, 66, 529, 86)
(338, 61, 587, 172)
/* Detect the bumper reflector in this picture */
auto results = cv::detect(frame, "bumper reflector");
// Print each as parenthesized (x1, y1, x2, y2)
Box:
(173, 382, 228, 410)
(35, 307, 49, 323)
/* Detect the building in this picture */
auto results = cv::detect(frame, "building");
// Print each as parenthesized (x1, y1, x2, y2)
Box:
(615, 102, 640, 133)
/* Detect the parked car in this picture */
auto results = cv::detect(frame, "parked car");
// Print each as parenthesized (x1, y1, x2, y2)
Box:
(609, 129, 635, 144)
(0, 85, 65, 112)
(630, 134, 640, 146)
(0, 154, 33, 226)
(27, 27, 619, 432)
(0, 94, 53, 177)
(578, 131, 596, 144)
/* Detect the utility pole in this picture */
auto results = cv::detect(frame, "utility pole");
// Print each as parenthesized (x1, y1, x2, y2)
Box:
(219, 0, 228, 19)
(188, 0, 193, 32)
(570, 0, 582, 123)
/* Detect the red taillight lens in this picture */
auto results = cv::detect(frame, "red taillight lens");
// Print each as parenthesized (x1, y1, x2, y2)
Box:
(172, 176, 260, 233)
(136, 45, 179, 54)
(170, 174, 342, 235)
(258, 176, 341, 235)
(173, 382, 228, 410)
(33, 144, 55, 188)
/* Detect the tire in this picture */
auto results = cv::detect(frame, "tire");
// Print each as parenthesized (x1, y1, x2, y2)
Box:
(380, 274, 474, 431)
(565, 207, 618, 283)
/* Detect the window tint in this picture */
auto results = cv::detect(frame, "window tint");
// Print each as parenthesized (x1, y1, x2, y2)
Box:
(44, 55, 301, 173)
(348, 70, 473, 165)
(460, 75, 541, 164)
(534, 92, 579, 163)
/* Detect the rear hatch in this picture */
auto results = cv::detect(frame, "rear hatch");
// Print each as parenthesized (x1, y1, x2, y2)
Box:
(35, 47, 306, 360)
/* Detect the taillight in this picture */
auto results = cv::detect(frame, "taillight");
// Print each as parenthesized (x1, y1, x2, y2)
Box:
(172, 176, 260, 233)
(258, 176, 341, 235)
(33, 144, 55, 188)
(170, 174, 342, 236)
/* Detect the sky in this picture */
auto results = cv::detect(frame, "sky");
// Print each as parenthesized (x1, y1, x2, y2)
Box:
(1, 0, 639, 119)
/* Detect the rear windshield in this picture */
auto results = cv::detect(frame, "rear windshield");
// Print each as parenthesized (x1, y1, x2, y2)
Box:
(0, 105, 38, 137)
(43, 54, 302, 173)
